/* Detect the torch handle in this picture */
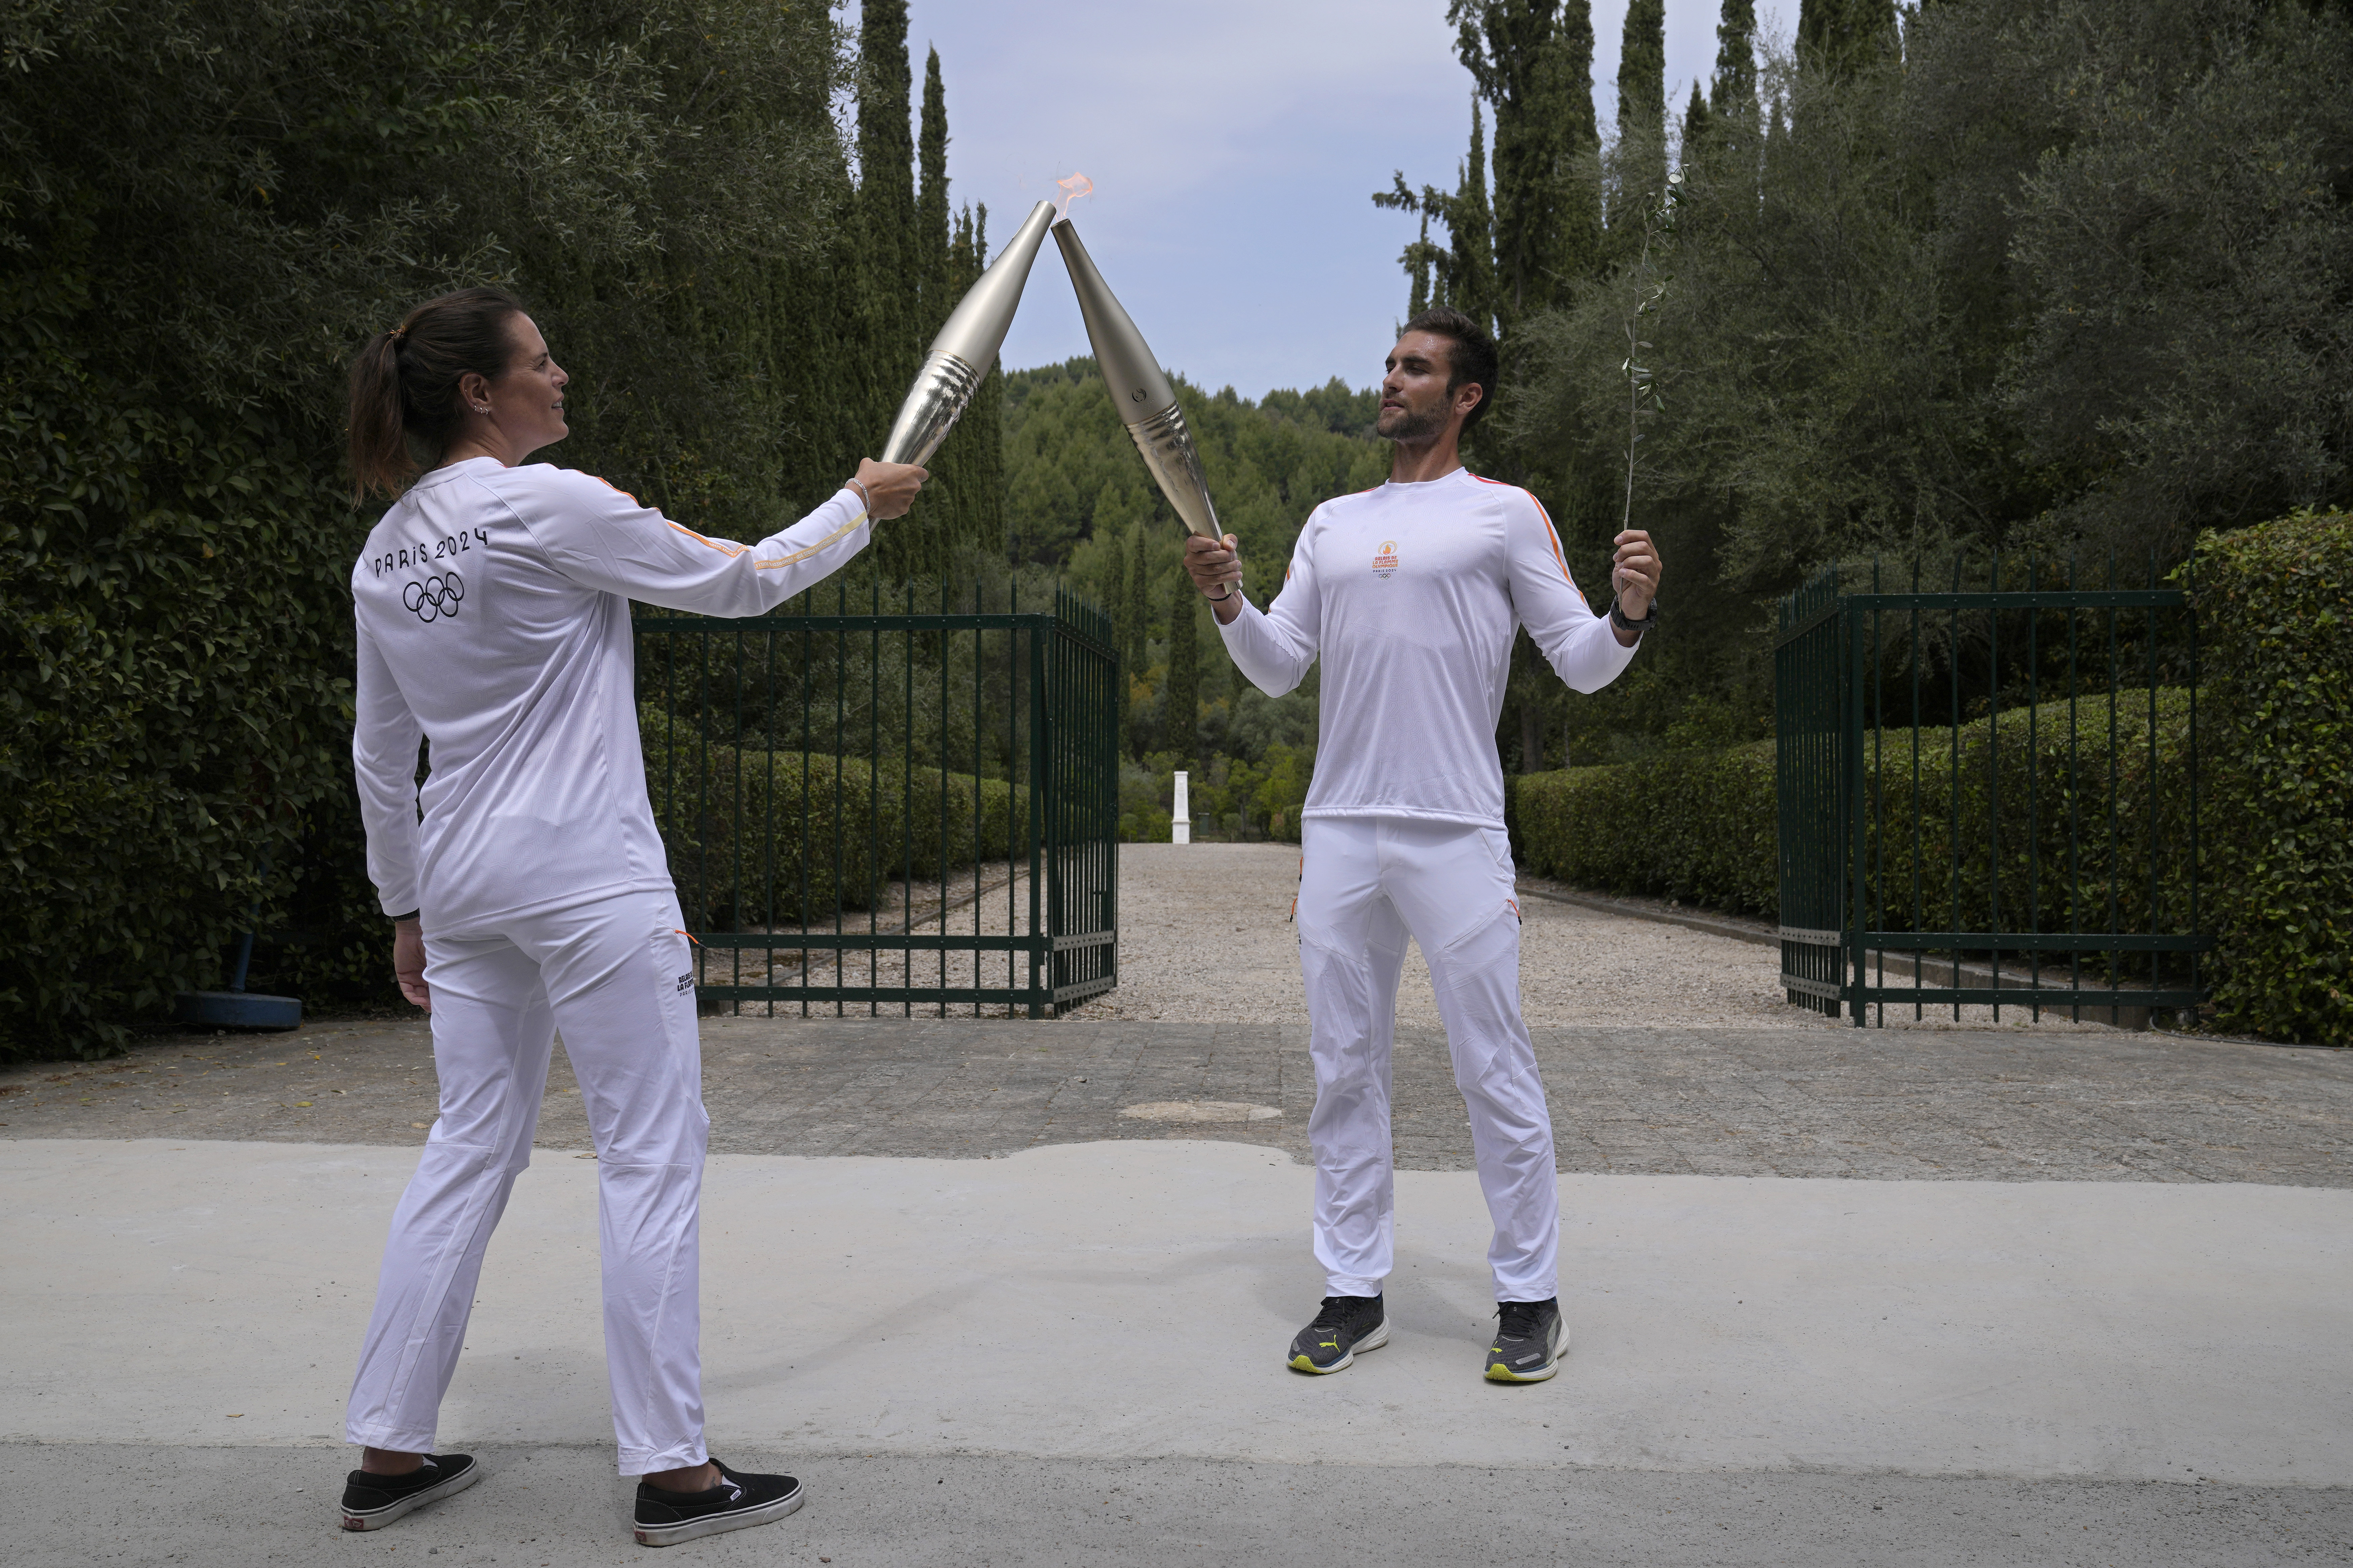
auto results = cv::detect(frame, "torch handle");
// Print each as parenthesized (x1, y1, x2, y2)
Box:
(881, 350, 984, 469)
(1124, 403, 1222, 542)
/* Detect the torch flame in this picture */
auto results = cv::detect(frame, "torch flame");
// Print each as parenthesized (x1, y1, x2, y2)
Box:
(1053, 171, 1094, 224)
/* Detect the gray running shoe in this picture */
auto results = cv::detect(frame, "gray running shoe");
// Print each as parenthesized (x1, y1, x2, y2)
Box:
(1484, 1297, 1566, 1382)
(1287, 1293, 1388, 1374)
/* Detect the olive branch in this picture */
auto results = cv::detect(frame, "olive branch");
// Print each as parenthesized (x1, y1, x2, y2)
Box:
(1619, 168, 1682, 537)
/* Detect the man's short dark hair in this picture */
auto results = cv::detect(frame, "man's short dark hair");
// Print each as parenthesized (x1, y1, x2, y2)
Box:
(1400, 306, 1500, 431)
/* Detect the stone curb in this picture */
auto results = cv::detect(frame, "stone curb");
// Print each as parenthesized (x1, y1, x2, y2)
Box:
(1514, 881, 1779, 948)
(1516, 879, 2151, 1030)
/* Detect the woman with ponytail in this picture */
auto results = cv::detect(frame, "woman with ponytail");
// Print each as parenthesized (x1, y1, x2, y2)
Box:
(336, 287, 923, 1546)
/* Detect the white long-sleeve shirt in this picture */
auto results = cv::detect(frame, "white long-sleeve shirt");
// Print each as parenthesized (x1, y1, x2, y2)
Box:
(1218, 466, 1637, 828)
(350, 457, 870, 932)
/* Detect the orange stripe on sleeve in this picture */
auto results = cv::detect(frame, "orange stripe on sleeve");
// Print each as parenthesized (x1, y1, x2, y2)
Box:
(1483, 478, 1577, 587)
(665, 521, 747, 558)
(1535, 504, 1575, 587)
(753, 512, 867, 570)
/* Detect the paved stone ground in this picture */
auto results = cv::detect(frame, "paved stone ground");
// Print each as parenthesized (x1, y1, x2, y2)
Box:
(10, 1444, 2350, 1567)
(10, 1014, 2348, 1185)
(1066, 844, 2143, 1032)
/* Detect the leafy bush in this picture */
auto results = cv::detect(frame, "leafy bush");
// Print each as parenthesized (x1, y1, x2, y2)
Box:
(1117, 758, 1173, 844)
(0, 1, 994, 1058)
(0, 325, 361, 1054)
(639, 707, 1028, 931)
(1114, 744, 1310, 843)
(2190, 510, 2352, 1045)
(1511, 690, 2200, 958)
(1508, 742, 1778, 917)
(1251, 745, 1313, 842)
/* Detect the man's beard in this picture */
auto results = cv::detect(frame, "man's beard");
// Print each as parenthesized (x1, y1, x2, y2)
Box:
(1376, 399, 1448, 443)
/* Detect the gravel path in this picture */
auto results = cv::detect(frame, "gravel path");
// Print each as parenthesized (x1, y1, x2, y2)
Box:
(1071, 842, 2119, 1032)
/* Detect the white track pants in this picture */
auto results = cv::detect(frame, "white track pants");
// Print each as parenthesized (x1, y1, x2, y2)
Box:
(346, 889, 709, 1475)
(1296, 816, 1558, 1302)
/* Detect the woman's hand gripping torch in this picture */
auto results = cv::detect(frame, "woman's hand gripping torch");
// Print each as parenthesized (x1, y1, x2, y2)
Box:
(879, 199, 1061, 470)
(1052, 218, 1238, 606)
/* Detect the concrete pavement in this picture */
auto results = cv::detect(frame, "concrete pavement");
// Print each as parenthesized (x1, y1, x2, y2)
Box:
(10, 1136, 2346, 1480)
(10, 1444, 2349, 1567)
(9, 996, 2352, 1562)
(6, 1134, 2352, 1563)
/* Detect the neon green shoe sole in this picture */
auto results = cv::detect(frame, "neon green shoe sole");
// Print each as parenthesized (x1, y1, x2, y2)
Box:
(1288, 1317, 1388, 1374)
(1483, 1310, 1566, 1382)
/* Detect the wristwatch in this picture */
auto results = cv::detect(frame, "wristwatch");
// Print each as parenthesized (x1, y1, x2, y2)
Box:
(1609, 596, 1658, 634)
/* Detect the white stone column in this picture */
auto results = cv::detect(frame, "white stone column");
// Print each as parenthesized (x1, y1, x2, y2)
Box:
(1171, 770, 1191, 844)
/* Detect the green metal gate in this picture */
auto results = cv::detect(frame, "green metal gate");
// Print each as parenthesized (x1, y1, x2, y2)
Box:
(1775, 556, 2211, 1026)
(634, 578, 1119, 1018)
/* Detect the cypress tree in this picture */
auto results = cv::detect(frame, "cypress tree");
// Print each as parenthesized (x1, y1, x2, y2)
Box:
(855, 35, 999, 569)
(1448, 101, 1497, 336)
(1798, 0, 1897, 76)
(1378, 5, 1604, 324)
(908, 45, 956, 565)
(1112, 510, 1133, 756)
(1125, 526, 1150, 679)
(951, 203, 1004, 556)
(1681, 79, 1711, 158)
(856, 0, 921, 572)
(916, 48, 950, 315)
(1409, 209, 1433, 317)
(1617, 0, 1668, 205)
(1710, 0, 1758, 121)
(1455, 0, 1584, 325)
(1165, 569, 1199, 771)
(1551, 0, 1605, 292)
(856, 0, 917, 384)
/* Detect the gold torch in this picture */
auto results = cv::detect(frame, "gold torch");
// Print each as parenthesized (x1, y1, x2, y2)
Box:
(1051, 218, 1225, 553)
(880, 198, 1059, 466)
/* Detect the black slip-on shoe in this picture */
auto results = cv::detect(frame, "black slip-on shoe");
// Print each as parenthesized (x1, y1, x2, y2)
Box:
(1287, 1293, 1388, 1374)
(340, 1453, 480, 1531)
(1484, 1297, 1566, 1383)
(633, 1458, 804, 1547)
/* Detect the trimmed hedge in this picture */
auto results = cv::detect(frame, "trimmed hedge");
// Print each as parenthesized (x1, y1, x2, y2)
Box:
(0, 324, 365, 1059)
(2191, 510, 2351, 1045)
(1511, 508, 2351, 1044)
(1512, 689, 2197, 974)
(1508, 743, 1778, 918)
(639, 706, 1029, 930)
(0, 0, 861, 1060)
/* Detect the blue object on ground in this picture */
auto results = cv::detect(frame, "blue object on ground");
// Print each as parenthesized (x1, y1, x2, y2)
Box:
(173, 881, 302, 1030)
(175, 989, 303, 1029)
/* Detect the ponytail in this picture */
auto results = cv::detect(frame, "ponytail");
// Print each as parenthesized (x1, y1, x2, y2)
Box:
(346, 286, 527, 498)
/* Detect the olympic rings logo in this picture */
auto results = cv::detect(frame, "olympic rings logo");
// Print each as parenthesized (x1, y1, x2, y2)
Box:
(402, 572, 465, 623)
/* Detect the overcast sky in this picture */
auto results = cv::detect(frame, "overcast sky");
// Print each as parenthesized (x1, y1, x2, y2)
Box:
(860, 2, 1790, 398)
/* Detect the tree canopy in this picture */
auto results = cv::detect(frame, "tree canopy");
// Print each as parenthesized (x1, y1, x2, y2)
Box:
(0, 0, 1003, 1055)
(1372, 0, 2353, 769)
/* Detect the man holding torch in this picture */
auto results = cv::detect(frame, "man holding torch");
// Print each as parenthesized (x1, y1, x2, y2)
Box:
(1183, 306, 1662, 1384)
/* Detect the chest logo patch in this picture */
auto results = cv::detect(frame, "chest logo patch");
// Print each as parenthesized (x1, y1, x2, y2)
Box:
(402, 572, 465, 623)
(1371, 540, 1399, 578)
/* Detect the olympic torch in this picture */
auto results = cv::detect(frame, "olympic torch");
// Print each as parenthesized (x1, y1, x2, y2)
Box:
(1051, 219, 1225, 551)
(880, 198, 1060, 467)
